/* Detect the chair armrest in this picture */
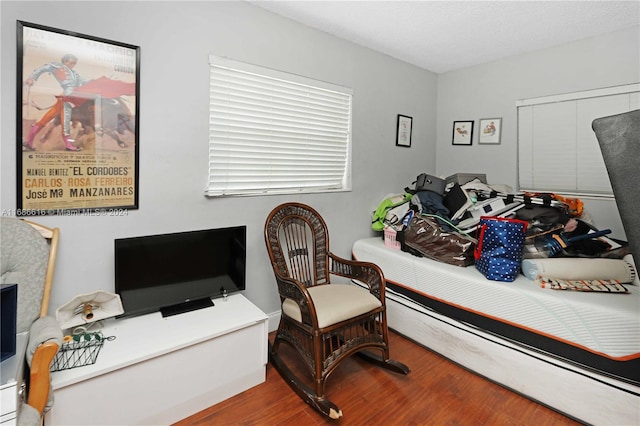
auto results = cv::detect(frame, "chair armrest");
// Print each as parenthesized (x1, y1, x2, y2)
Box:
(26, 316, 63, 365)
(273, 267, 318, 328)
(26, 316, 63, 415)
(27, 341, 59, 414)
(328, 252, 385, 300)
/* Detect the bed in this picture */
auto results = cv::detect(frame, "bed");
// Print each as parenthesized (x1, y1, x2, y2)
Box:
(352, 236, 640, 426)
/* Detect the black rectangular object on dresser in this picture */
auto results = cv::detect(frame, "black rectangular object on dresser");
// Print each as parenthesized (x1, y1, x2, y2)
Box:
(115, 226, 246, 319)
(1, 283, 18, 361)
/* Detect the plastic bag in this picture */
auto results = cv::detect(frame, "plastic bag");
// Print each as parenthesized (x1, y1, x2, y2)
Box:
(403, 215, 476, 267)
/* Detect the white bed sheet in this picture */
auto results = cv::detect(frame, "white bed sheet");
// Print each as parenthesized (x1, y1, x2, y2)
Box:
(352, 237, 640, 360)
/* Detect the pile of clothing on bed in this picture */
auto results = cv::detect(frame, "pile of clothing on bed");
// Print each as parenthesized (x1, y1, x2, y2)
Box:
(371, 172, 638, 291)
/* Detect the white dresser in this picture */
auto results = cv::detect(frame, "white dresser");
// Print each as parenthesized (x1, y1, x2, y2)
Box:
(46, 293, 268, 425)
(0, 333, 28, 425)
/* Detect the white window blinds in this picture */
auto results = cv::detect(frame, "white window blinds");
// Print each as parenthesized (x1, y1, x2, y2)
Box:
(517, 84, 639, 197)
(207, 56, 353, 197)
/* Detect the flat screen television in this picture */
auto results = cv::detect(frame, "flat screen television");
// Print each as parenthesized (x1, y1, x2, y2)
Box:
(115, 226, 246, 318)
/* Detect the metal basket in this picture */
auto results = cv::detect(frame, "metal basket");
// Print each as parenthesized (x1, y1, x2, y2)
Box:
(50, 331, 109, 372)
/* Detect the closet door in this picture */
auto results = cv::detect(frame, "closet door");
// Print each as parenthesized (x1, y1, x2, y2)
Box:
(517, 84, 639, 196)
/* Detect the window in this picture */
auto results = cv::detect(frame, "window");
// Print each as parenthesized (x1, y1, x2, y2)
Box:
(517, 83, 639, 197)
(207, 56, 353, 197)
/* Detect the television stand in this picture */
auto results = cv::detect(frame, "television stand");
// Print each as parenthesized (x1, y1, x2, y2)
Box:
(46, 293, 268, 425)
(160, 297, 214, 317)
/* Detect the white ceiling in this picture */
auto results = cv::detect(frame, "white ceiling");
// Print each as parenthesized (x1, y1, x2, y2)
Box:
(248, 1, 640, 73)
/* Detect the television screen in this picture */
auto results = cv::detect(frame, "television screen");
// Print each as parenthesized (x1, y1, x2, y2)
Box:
(115, 226, 246, 318)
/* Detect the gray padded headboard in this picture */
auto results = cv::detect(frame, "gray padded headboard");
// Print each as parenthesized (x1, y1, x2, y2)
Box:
(592, 109, 640, 263)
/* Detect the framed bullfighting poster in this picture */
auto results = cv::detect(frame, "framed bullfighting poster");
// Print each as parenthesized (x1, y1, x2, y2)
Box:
(17, 21, 140, 215)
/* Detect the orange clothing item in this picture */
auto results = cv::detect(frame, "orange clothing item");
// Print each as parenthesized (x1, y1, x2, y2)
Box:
(524, 192, 584, 217)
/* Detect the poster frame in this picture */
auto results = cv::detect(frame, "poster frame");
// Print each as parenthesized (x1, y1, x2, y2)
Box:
(16, 21, 140, 216)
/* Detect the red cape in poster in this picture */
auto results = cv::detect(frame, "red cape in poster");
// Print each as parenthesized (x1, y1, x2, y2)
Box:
(62, 76, 136, 105)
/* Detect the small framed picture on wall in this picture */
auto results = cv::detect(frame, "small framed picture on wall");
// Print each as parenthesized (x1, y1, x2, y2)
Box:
(452, 121, 473, 145)
(396, 114, 412, 147)
(479, 118, 502, 144)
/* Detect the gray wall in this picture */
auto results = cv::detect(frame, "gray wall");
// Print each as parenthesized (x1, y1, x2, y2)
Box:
(436, 26, 640, 239)
(0, 1, 437, 318)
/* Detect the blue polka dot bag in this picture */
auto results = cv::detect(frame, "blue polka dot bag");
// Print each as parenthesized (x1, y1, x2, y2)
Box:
(474, 216, 529, 282)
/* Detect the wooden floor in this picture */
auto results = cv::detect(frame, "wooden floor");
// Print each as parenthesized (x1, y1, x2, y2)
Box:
(174, 330, 582, 425)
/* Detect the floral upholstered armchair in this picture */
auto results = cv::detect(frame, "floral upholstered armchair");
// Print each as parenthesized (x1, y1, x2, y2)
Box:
(1, 218, 63, 426)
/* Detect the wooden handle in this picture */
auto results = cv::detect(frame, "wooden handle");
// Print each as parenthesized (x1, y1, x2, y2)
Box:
(28, 341, 59, 414)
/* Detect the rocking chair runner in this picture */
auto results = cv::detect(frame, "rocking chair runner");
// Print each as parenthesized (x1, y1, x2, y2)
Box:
(264, 202, 410, 419)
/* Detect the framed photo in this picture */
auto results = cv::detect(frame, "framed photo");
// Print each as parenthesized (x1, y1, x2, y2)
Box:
(17, 21, 140, 215)
(396, 114, 412, 147)
(479, 118, 502, 145)
(452, 120, 474, 145)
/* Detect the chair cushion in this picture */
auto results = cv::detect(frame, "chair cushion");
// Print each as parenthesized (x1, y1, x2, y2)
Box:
(0, 218, 49, 333)
(282, 284, 382, 328)
(17, 403, 41, 426)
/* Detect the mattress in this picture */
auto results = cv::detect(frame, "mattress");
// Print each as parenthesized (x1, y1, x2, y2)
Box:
(352, 237, 640, 385)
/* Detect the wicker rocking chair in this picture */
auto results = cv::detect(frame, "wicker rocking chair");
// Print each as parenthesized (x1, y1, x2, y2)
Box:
(264, 202, 410, 419)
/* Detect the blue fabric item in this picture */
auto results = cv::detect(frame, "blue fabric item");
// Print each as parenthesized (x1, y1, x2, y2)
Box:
(411, 191, 456, 230)
(474, 216, 528, 282)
